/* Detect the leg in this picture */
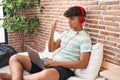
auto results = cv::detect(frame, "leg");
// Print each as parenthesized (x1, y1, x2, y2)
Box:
(23, 66, 74, 80)
(24, 68, 59, 80)
(9, 54, 31, 80)
(0, 72, 11, 80)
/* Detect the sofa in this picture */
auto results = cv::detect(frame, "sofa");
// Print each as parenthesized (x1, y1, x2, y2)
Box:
(0, 32, 105, 80)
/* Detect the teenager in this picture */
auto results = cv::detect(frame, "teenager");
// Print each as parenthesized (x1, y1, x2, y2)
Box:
(0, 6, 92, 80)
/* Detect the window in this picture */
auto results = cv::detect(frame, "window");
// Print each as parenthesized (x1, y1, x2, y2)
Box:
(0, 0, 8, 44)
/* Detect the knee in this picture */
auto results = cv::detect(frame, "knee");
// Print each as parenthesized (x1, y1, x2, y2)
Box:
(9, 54, 19, 64)
(38, 76, 48, 80)
(39, 69, 59, 80)
(24, 76, 47, 80)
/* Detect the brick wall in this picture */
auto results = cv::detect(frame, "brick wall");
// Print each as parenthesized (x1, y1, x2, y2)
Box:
(8, 32, 34, 52)
(8, 0, 120, 65)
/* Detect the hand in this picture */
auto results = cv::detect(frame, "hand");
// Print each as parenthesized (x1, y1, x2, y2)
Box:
(51, 20, 57, 31)
(44, 60, 59, 67)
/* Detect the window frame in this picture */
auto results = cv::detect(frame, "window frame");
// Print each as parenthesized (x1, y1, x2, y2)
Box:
(0, 0, 8, 44)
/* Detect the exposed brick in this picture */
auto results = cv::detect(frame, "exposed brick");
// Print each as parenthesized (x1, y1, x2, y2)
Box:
(104, 45, 120, 53)
(118, 44, 120, 48)
(87, 29, 99, 33)
(108, 5, 120, 10)
(89, 5, 106, 10)
(115, 48, 120, 54)
(91, 38, 98, 43)
(104, 17, 120, 22)
(100, 1, 119, 5)
(98, 40, 116, 47)
(116, 37, 120, 43)
(89, 24, 105, 29)
(90, 33, 106, 39)
(104, 45, 115, 52)
(106, 27, 120, 32)
(99, 21, 118, 27)
(107, 37, 117, 43)
(86, 19, 98, 24)
(76, 1, 98, 5)
(104, 55, 119, 65)
(87, 11, 100, 15)
(104, 49, 115, 56)
(87, 15, 103, 20)
(100, 31, 119, 37)
(102, 11, 120, 16)
(117, 53, 120, 58)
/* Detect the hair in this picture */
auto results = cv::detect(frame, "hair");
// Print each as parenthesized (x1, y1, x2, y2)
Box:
(63, 6, 86, 18)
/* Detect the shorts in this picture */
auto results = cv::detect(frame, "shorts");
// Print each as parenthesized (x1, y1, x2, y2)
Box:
(29, 62, 75, 80)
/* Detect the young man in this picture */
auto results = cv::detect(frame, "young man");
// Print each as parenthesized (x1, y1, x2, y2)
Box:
(0, 6, 92, 80)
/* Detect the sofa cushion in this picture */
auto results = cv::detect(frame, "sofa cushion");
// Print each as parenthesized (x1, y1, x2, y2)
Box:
(74, 43, 103, 79)
(0, 41, 103, 80)
(0, 65, 30, 75)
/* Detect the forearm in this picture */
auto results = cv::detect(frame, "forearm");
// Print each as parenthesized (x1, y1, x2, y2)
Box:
(44, 56, 89, 69)
(58, 60, 89, 69)
(58, 53, 91, 69)
(48, 29, 55, 52)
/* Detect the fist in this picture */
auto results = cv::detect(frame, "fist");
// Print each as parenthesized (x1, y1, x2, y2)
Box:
(51, 20, 57, 31)
(44, 60, 59, 67)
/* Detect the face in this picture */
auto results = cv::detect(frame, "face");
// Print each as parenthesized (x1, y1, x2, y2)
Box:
(67, 16, 81, 30)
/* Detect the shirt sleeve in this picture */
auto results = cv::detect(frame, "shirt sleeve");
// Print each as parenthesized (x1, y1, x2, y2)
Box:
(80, 37, 92, 53)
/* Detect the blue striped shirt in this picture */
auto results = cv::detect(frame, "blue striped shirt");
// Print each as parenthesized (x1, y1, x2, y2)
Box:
(53, 30, 92, 62)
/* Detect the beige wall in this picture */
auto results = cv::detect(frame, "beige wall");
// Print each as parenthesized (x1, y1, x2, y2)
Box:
(8, 0, 120, 65)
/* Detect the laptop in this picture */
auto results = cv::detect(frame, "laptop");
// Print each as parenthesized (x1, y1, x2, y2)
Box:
(25, 45, 50, 69)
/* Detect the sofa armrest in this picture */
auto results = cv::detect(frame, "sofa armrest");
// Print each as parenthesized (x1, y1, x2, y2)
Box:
(100, 67, 120, 80)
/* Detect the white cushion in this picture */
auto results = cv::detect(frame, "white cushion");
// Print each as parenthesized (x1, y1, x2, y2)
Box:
(0, 66, 10, 73)
(74, 43, 103, 79)
(39, 31, 60, 59)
